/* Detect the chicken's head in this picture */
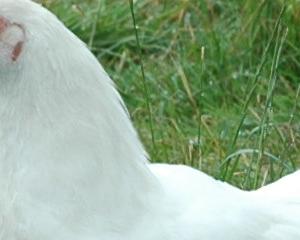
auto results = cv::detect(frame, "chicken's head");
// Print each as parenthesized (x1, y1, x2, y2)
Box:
(0, 16, 25, 65)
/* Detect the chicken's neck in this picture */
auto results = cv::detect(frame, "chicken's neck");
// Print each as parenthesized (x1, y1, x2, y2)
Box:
(0, 56, 160, 223)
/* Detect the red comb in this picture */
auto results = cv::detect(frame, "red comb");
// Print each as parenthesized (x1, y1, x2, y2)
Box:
(0, 17, 9, 33)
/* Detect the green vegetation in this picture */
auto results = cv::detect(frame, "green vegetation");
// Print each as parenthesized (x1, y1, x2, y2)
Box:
(42, 0, 299, 190)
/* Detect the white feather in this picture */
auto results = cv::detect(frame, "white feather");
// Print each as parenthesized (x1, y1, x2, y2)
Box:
(0, 0, 299, 239)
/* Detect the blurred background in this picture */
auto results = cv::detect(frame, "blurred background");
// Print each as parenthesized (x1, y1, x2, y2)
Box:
(41, 0, 299, 190)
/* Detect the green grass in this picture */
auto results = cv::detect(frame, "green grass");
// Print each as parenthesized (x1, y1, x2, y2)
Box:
(42, 0, 300, 190)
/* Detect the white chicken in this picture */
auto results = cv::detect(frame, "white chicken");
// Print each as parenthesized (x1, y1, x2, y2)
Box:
(0, 0, 299, 239)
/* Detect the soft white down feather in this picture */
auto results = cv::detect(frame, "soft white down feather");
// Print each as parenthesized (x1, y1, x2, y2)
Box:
(0, 0, 299, 239)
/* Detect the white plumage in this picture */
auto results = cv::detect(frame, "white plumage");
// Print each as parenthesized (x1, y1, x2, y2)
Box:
(0, 0, 299, 239)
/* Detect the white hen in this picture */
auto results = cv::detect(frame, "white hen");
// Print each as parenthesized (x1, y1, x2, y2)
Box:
(0, 0, 299, 239)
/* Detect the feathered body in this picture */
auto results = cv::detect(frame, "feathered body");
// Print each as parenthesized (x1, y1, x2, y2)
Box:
(0, 0, 299, 239)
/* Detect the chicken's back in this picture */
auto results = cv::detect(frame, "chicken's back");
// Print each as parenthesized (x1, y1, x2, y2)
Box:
(149, 164, 300, 240)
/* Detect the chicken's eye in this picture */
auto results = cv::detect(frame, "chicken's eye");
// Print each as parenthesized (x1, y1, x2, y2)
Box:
(0, 16, 25, 65)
